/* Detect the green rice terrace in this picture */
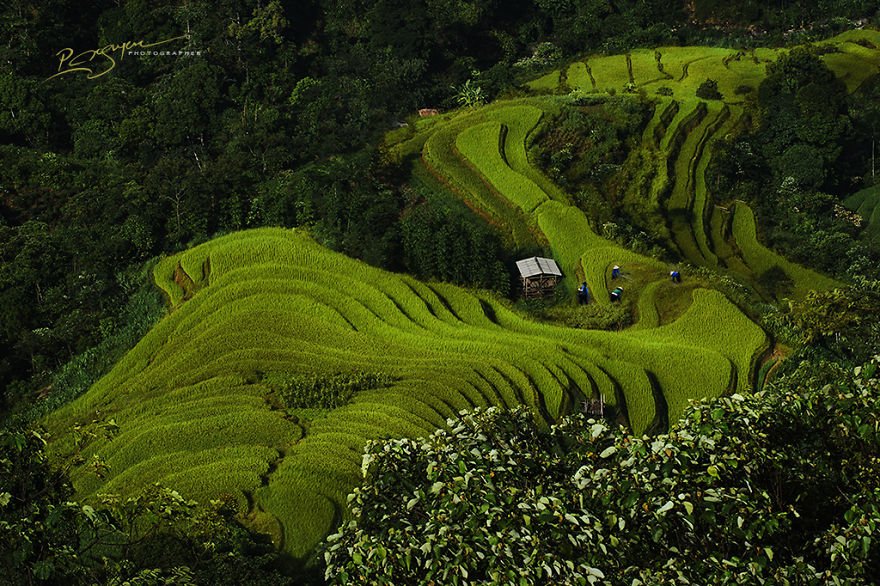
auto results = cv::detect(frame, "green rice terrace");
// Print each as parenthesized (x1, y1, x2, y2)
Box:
(43, 30, 880, 564)
(845, 182, 880, 245)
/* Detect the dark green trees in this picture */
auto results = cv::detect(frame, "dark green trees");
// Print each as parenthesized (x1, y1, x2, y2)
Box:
(758, 47, 850, 190)
(0, 428, 294, 585)
(0, 429, 85, 584)
(696, 78, 722, 100)
(401, 199, 510, 292)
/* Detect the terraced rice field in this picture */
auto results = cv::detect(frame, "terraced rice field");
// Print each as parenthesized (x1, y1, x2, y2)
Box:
(45, 228, 766, 560)
(638, 88, 839, 293)
(547, 31, 880, 100)
(456, 121, 548, 213)
(421, 108, 538, 248)
(44, 32, 876, 565)
(730, 203, 840, 296)
(527, 33, 875, 296)
(420, 93, 837, 302)
(845, 183, 880, 243)
(526, 70, 561, 92)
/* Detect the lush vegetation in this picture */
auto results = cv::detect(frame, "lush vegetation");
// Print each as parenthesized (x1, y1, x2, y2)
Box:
(4, 1, 880, 583)
(2, 0, 877, 415)
(326, 357, 880, 584)
(527, 32, 880, 299)
(708, 43, 880, 281)
(844, 183, 880, 247)
(41, 228, 766, 566)
(1, 427, 294, 585)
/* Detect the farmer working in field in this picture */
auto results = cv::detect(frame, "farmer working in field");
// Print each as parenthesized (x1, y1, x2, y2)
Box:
(577, 281, 590, 304)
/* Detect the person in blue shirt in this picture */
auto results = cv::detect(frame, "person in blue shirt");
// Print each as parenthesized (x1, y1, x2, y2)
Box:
(611, 265, 620, 279)
(577, 281, 590, 304)
(670, 270, 681, 283)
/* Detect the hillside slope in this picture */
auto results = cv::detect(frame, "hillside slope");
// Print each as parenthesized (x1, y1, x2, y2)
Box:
(42, 30, 880, 565)
(45, 228, 766, 559)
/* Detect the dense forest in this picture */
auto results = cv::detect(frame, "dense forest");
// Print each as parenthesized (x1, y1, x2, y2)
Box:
(3, 0, 880, 583)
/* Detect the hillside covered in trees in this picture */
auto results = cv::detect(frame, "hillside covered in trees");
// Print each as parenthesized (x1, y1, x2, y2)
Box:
(2, 1, 880, 584)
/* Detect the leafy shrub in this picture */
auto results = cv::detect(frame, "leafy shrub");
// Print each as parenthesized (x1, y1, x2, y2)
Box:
(262, 371, 393, 410)
(453, 78, 485, 109)
(514, 42, 562, 71)
(600, 220, 667, 260)
(734, 84, 754, 95)
(325, 358, 880, 585)
(695, 78, 722, 100)
(757, 265, 794, 297)
(569, 94, 608, 107)
(656, 86, 673, 96)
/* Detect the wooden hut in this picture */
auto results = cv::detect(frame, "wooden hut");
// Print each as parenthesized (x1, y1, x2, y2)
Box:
(516, 256, 562, 298)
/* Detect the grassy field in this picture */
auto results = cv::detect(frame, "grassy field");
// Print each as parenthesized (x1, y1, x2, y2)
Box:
(45, 227, 766, 561)
(543, 30, 880, 102)
(691, 106, 741, 266)
(520, 34, 865, 297)
(585, 54, 630, 92)
(730, 202, 840, 296)
(421, 108, 539, 248)
(527, 70, 561, 91)
(630, 49, 669, 86)
(565, 61, 593, 91)
(455, 121, 548, 213)
(665, 101, 727, 263)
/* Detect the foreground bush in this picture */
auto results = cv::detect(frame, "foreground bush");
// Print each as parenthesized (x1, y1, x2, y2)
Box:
(324, 357, 880, 585)
(0, 428, 293, 585)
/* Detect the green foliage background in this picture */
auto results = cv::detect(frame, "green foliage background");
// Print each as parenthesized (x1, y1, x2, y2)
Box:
(326, 358, 880, 584)
(2, 1, 880, 583)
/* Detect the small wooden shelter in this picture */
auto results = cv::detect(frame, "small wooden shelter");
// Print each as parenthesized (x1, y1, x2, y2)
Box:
(516, 256, 562, 298)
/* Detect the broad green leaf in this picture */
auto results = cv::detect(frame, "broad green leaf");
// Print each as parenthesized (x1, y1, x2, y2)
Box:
(599, 446, 617, 458)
